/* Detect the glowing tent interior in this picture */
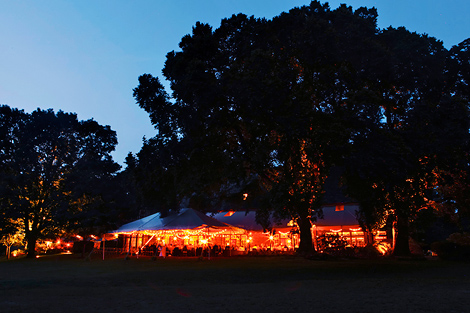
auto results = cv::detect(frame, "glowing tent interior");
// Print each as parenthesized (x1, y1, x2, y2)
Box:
(112, 208, 246, 256)
(111, 205, 389, 257)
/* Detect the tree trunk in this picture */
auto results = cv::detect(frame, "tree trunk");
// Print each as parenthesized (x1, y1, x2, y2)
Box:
(393, 215, 411, 256)
(365, 227, 375, 246)
(26, 235, 38, 258)
(297, 214, 314, 255)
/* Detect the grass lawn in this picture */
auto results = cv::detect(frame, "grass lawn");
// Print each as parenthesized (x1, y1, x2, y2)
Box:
(1, 254, 469, 313)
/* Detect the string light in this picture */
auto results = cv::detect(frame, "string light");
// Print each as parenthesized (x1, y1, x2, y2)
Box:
(329, 229, 342, 233)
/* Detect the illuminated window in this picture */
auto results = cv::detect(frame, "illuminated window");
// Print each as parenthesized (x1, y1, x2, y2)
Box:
(335, 205, 344, 211)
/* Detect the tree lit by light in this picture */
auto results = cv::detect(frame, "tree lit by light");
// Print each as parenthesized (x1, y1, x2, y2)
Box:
(376, 242, 392, 255)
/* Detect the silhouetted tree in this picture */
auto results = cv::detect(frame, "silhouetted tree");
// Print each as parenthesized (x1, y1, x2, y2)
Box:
(0, 105, 120, 258)
(133, 2, 380, 254)
(343, 30, 470, 255)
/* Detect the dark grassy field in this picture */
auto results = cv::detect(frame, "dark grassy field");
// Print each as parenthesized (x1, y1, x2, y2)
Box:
(1, 254, 469, 313)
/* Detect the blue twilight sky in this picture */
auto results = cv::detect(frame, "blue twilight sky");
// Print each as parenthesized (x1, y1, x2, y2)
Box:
(1, 0, 469, 166)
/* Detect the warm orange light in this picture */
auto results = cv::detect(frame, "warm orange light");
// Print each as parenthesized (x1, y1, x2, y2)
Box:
(242, 193, 248, 200)
(335, 205, 344, 211)
(376, 242, 391, 255)
(269, 236, 274, 240)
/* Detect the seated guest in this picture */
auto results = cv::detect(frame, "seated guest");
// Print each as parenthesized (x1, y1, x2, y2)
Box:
(212, 244, 219, 257)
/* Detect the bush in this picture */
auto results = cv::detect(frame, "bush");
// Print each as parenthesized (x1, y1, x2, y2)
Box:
(356, 244, 382, 259)
(447, 232, 470, 246)
(72, 241, 94, 254)
(316, 234, 348, 253)
(431, 238, 470, 261)
(46, 248, 63, 255)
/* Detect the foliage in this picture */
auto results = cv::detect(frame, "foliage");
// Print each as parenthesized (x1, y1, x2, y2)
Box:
(0, 105, 120, 258)
(447, 232, 470, 246)
(342, 27, 470, 255)
(434, 168, 470, 230)
(355, 244, 385, 259)
(431, 239, 470, 261)
(316, 233, 351, 255)
(0, 218, 25, 259)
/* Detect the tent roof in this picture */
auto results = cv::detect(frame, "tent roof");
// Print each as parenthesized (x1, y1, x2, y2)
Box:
(113, 205, 360, 234)
(162, 208, 229, 229)
(210, 211, 263, 231)
(314, 204, 359, 227)
(113, 208, 237, 233)
(210, 211, 292, 231)
(212, 205, 359, 231)
(112, 212, 164, 233)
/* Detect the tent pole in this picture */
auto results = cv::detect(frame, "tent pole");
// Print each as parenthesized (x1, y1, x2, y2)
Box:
(102, 236, 105, 261)
(126, 233, 132, 259)
(207, 227, 210, 260)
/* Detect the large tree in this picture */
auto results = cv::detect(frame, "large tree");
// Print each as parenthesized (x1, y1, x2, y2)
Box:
(133, 2, 381, 254)
(430, 38, 470, 231)
(343, 29, 470, 255)
(0, 105, 120, 258)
